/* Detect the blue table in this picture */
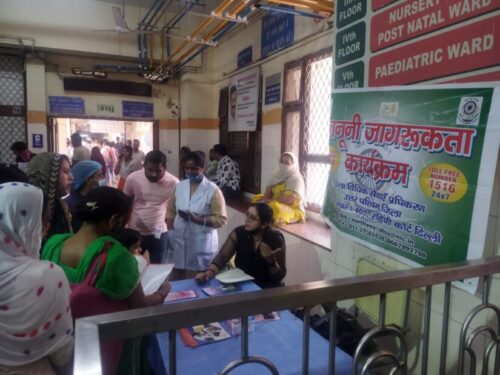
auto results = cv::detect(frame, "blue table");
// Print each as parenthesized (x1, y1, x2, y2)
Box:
(149, 278, 353, 374)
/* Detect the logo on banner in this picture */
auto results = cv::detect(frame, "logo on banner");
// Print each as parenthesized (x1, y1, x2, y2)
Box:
(456, 96, 483, 126)
(379, 102, 398, 117)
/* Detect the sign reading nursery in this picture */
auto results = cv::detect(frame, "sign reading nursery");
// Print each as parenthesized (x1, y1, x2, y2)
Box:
(322, 86, 500, 290)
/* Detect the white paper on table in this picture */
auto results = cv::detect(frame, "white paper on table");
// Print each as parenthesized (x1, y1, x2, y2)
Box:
(140, 263, 174, 295)
(215, 268, 254, 284)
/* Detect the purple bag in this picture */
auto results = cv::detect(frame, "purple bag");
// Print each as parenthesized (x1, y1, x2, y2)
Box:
(70, 242, 128, 375)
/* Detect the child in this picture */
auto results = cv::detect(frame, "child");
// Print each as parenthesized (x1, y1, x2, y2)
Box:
(112, 228, 150, 273)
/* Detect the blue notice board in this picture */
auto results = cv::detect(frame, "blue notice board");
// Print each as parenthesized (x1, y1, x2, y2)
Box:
(122, 101, 154, 118)
(48, 96, 85, 115)
(265, 73, 281, 105)
(261, 11, 294, 58)
(237, 46, 253, 68)
(32, 134, 43, 148)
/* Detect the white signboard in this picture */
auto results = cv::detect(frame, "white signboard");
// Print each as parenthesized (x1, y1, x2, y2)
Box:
(228, 67, 260, 132)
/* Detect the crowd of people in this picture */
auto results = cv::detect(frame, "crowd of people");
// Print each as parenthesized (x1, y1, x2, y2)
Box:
(0, 135, 308, 374)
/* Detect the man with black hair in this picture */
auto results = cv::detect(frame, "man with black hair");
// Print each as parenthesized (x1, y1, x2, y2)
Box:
(10, 141, 36, 163)
(70, 132, 90, 165)
(123, 150, 179, 263)
(213, 143, 241, 199)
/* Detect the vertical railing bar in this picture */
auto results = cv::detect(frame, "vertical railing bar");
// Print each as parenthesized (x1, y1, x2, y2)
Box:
(328, 303, 337, 375)
(439, 282, 451, 375)
(379, 293, 387, 327)
(302, 306, 310, 375)
(131, 337, 141, 375)
(169, 330, 176, 375)
(241, 316, 249, 360)
(482, 275, 491, 305)
(494, 343, 500, 375)
(403, 289, 412, 330)
(422, 286, 432, 375)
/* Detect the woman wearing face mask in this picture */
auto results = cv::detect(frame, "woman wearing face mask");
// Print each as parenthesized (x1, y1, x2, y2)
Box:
(28, 153, 74, 244)
(64, 160, 105, 232)
(253, 152, 306, 225)
(166, 151, 228, 280)
(196, 203, 286, 288)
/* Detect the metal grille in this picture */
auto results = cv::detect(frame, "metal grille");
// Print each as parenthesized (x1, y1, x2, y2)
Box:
(0, 54, 26, 163)
(304, 56, 332, 155)
(219, 88, 262, 194)
(284, 111, 300, 157)
(304, 161, 330, 209)
(283, 49, 333, 211)
(284, 65, 301, 103)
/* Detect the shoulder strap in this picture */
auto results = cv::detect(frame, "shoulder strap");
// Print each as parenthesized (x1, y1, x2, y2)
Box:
(82, 241, 113, 287)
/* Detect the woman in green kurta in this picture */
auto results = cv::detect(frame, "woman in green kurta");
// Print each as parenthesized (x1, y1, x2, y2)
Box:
(42, 187, 171, 374)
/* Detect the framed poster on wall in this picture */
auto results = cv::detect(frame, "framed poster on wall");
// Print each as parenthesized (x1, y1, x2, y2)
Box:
(228, 67, 260, 132)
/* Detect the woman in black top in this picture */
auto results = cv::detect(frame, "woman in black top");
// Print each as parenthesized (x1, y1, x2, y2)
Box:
(196, 203, 286, 288)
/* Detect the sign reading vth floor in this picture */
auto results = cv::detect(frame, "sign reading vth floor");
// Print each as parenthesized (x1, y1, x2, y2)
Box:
(322, 85, 500, 292)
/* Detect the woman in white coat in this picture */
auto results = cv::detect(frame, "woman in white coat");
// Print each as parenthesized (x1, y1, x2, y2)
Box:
(166, 151, 227, 280)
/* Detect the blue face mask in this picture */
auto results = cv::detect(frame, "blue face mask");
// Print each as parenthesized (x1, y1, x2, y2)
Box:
(187, 173, 203, 183)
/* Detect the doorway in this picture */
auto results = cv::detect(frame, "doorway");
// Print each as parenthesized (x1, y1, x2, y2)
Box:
(49, 117, 155, 157)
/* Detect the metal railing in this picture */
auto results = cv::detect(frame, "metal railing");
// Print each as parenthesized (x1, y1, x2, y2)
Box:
(74, 256, 500, 375)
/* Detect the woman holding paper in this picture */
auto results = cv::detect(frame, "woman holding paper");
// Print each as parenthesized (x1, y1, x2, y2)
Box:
(166, 151, 227, 280)
(42, 187, 171, 307)
(42, 187, 171, 373)
(196, 203, 286, 288)
(252, 152, 306, 225)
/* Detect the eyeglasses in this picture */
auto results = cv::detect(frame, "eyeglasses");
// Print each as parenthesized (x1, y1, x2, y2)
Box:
(246, 213, 260, 221)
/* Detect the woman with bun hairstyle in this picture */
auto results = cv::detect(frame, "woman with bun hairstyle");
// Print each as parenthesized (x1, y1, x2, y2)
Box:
(41, 187, 170, 374)
(42, 186, 170, 307)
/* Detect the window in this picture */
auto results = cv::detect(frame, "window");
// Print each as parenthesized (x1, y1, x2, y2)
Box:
(282, 48, 333, 211)
(218, 87, 262, 194)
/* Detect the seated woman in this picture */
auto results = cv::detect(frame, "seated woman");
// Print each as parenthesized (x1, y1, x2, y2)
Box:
(253, 152, 306, 225)
(196, 203, 286, 289)
(42, 187, 170, 374)
(0, 182, 73, 374)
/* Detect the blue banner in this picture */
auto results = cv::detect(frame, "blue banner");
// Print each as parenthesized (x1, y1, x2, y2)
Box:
(122, 101, 154, 118)
(261, 11, 294, 58)
(237, 46, 253, 69)
(265, 73, 281, 105)
(48, 96, 85, 115)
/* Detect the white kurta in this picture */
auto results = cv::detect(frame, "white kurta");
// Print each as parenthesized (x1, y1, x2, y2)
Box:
(167, 177, 219, 271)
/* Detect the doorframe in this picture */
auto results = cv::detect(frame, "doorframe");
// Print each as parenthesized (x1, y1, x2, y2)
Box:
(47, 115, 159, 153)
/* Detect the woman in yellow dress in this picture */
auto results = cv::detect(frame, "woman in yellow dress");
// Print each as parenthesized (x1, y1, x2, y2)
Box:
(253, 152, 306, 225)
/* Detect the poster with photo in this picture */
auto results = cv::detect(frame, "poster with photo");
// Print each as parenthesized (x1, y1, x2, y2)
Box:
(323, 85, 500, 292)
(228, 67, 260, 132)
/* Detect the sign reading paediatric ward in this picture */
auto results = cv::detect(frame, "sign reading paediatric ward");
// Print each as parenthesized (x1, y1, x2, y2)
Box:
(323, 86, 500, 286)
(333, 0, 500, 88)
